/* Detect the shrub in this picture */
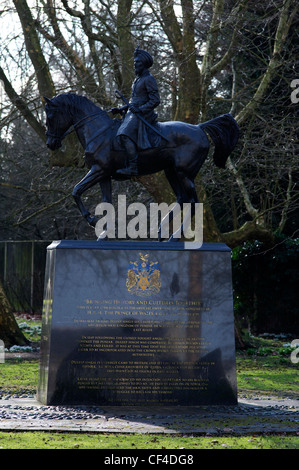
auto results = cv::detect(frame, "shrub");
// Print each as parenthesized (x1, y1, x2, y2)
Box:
(232, 234, 299, 334)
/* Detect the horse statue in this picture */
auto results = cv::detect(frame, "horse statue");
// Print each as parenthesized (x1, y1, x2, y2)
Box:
(44, 93, 239, 240)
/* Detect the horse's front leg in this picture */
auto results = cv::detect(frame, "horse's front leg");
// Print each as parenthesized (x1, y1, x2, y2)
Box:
(96, 178, 113, 241)
(72, 166, 103, 227)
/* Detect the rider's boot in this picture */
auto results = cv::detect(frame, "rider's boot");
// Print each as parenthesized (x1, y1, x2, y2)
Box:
(116, 137, 138, 177)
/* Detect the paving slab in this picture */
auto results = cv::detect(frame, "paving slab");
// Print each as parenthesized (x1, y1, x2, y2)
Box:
(0, 395, 298, 434)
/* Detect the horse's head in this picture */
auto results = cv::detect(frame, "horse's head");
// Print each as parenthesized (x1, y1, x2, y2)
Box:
(44, 96, 73, 150)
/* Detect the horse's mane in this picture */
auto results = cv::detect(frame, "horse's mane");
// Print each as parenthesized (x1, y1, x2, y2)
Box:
(50, 93, 106, 116)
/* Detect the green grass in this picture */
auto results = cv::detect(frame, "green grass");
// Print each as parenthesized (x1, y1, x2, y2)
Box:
(236, 335, 299, 397)
(0, 431, 298, 449)
(237, 367, 298, 395)
(0, 317, 298, 449)
(0, 360, 38, 394)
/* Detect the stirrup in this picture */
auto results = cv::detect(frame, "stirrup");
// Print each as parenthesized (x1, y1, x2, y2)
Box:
(116, 166, 138, 176)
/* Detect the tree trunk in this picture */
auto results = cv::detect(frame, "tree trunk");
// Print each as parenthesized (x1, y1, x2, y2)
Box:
(159, 0, 201, 123)
(221, 220, 274, 248)
(175, 0, 201, 122)
(13, 0, 55, 99)
(0, 281, 29, 349)
(0, 65, 46, 143)
(137, 172, 223, 243)
(236, 0, 297, 125)
(117, 0, 135, 97)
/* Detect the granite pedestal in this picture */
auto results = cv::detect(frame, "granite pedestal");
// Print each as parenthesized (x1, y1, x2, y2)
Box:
(37, 241, 237, 406)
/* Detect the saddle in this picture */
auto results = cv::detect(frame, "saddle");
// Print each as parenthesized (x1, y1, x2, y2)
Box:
(84, 118, 162, 160)
(111, 118, 162, 151)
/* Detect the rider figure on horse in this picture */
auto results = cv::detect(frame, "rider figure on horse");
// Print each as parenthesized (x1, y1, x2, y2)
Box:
(111, 48, 160, 177)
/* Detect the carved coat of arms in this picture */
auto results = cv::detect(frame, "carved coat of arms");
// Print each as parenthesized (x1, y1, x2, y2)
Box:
(126, 253, 161, 296)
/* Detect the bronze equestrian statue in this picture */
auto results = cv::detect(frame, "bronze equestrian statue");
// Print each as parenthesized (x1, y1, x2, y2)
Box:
(44, 48, 239, 240)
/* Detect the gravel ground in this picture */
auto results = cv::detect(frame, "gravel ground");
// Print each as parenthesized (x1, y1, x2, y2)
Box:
(0, 392, 298, 434)
(1, 351, 298, 435)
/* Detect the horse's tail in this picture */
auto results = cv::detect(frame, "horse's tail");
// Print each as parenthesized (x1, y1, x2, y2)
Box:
(200, 113, 239, 168)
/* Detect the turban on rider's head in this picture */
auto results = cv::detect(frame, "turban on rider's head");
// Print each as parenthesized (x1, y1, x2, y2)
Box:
(134, 48, 153, 69)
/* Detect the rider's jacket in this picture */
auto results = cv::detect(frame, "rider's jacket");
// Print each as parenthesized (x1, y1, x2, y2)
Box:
(117, 69, 160, 149)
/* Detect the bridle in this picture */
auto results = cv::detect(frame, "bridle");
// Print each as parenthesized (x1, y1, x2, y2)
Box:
(46, 111, 105, 142)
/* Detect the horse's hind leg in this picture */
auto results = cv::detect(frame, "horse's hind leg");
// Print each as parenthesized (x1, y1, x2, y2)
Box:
(168, 173, 199, 242)
(160, 167, 200, 242)
(158, 202, 181, 241)
(157, 168, 185, 241)
(177, 172, 199, 204)
(168, 202, 199, 242)
(99, 178, 112, 204)
(72, 165, 104, 227)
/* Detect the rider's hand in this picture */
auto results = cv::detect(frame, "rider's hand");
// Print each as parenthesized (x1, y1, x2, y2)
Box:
(129, 104, 141, 114)
(110, 107, 121, 115)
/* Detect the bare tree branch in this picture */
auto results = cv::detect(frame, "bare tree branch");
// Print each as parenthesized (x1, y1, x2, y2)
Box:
(0, 65, 46, 142)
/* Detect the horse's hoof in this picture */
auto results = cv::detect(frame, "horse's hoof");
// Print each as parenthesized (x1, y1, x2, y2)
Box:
(97, 230, 108, 241)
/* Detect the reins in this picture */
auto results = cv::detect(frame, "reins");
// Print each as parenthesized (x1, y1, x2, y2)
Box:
(46, 111, 105, 141)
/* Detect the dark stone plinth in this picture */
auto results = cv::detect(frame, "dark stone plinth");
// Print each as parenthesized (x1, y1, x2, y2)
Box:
(37, 241, 237, 406)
